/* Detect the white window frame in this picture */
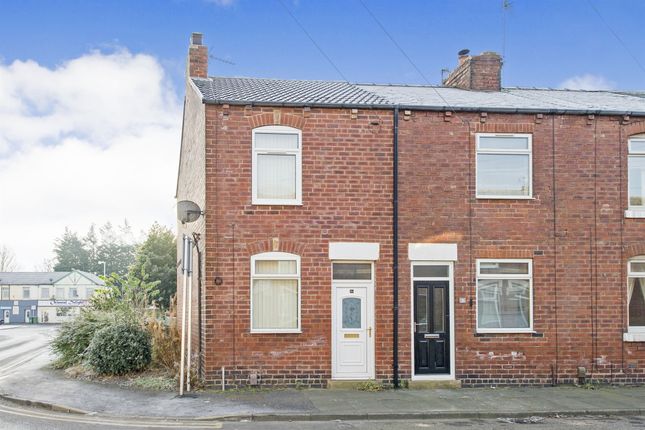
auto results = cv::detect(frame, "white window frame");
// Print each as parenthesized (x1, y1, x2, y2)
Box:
(410, 261, 456, 381)
(252, 125, 302, 206)
(331, 261, 374, 283)
(69, 287, 79, 299)
(476, 259, 534, 333)
(250, 251, 301, 333)
(1, 286, 9, 300)
(55, 287, 65, 299)
(626, 257, 645, 338)
(22, 287, 30, 299)
(476, 133, 533, 199)
(40, 287, 50, 299)
(626, 136, 645, 216)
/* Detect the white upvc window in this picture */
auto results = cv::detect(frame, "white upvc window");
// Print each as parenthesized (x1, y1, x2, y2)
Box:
(69, 288, 79, 299)
(1, 286, 9, 300)
(250, 252, 301, 333)
(476, 259, 533, 333)
(22, 287, 30, 299)
(628, 136, 645, 210)
(476, 133, 532, 199)
(627, 257, 645, 338)
(41, 287, 50, 299)
(252, 125, 302, 205)
(56, 287, 65, 299)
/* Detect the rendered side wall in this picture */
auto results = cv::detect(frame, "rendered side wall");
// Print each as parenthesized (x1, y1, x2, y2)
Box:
(176, 81, 206, 374)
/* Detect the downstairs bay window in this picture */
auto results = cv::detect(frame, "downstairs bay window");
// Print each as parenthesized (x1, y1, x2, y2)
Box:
(250, 252, 301, 333)
(477, 259, 533, 333)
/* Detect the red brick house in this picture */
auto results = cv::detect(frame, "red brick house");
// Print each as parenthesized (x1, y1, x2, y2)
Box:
(176, 33, 645, 388)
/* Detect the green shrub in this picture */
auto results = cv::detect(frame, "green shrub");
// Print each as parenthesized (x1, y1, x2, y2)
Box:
(51, 310, 112, 368)
(86, 323, 152, 375)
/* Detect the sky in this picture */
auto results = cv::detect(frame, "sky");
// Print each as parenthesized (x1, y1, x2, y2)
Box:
(0, 0, 644, 270)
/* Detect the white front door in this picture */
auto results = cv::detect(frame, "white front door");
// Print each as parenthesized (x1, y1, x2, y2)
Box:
(3, 310, 9, 324)
(25, 309, 31, 323)
(332, 284, 374, 379)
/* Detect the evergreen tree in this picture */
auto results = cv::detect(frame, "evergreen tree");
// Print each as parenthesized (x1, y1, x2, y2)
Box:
(53, 228, 90, 272)
(129, 223, 176, 308)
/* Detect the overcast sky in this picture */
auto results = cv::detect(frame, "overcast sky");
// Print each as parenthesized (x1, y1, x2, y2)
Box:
(1, 0, 644, 270)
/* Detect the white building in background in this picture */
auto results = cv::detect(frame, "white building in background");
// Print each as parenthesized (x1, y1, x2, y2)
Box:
(0, 270, 104, 324)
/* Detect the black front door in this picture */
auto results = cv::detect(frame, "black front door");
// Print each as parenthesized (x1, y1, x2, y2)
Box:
(414, 281, 450, 374)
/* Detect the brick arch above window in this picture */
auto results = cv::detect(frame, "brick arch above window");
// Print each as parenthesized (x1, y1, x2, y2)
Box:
(243, 238, 308, 258)
(625, 121, 645, 138)
(625, 244, 645, 259)
(248, 112, 306, 130)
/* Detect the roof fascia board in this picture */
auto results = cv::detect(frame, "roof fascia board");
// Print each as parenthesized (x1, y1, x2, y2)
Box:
(201, 99, 645, 116)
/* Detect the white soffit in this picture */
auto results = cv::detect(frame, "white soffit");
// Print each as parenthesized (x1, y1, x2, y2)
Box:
(408, 243, 458, 261)
(329, 242, 380, 260)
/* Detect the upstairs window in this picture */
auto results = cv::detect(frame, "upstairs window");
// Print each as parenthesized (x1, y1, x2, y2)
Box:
(22, 287, 30, 299)
(476, 134, 532, 198)
(477, 259, 532, 332)
(1, 287, 8, 300)
(252, 126, 302, 205)
(628, 136, 645, 209)
(628, 258, 645, 333)
(55, 287, 65, 299)
(41, 287, 50, 299)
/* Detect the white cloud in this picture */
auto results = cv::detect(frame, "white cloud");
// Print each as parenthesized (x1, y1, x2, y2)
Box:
(0, 50, 181, 270)
(559, 74, 616, 91)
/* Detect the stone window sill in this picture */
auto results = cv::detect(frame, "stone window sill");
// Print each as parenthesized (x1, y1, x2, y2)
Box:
(625, 209, 645, 218)
(623, 332, 645, 342)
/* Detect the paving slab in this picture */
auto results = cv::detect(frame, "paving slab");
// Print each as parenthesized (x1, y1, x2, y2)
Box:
(1, 325, 645, 421)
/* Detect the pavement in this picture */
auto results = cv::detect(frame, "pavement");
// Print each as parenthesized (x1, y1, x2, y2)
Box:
(2, 325, 645, 423)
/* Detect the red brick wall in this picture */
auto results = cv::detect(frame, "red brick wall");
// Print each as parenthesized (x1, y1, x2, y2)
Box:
(181, 98, 645, 387)
(201, 105, 394, 387)
(399, 112, 645, 385)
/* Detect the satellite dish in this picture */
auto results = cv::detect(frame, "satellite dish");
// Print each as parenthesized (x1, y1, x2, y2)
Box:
(177, 200, 203, 224)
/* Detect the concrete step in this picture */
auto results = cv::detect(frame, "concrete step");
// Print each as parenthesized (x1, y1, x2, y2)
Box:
(407, 379, 462, 389)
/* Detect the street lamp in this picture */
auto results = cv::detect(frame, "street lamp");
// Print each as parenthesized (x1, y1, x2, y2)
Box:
(98, 261, 106, 277)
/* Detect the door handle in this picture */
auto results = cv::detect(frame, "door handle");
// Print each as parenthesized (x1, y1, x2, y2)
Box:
(367, 327, 372, 337)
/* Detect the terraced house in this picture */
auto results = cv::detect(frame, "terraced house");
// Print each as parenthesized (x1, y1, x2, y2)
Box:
(176, 33, 645, 388)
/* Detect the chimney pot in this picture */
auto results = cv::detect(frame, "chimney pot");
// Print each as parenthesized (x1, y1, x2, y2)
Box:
(191, 32, 203, 46)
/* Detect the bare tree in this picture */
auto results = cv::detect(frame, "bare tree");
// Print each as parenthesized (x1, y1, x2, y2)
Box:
(34, 258, 53, 272)
(0, 245, 19, 271)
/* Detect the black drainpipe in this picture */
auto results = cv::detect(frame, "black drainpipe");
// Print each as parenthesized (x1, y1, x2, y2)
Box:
(392, 106, 400, 388)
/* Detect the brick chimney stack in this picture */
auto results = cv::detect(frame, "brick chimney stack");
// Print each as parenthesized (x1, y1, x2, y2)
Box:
(187, 32, 208, 79)
(443, 50, 502, 91)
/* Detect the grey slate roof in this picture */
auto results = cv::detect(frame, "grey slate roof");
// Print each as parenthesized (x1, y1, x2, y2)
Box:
(192, 76, 645, 116)
(192, 77, 391, 107)
(0, 270, 105, 286)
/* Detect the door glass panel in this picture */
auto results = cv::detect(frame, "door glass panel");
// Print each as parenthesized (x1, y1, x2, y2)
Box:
(413, 265, 448, 278)
(342, 297, 361, 329)
(433, 287, 445, 333)
(333, 263, 372, 280)
(416, 287, 428, 333)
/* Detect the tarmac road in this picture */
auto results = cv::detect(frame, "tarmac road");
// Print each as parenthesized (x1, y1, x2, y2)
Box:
(0, 398, 644, 430)
(0, 324, 56, 382)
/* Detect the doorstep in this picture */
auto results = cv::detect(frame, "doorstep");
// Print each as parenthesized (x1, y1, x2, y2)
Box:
(408, 379, 462, 389)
